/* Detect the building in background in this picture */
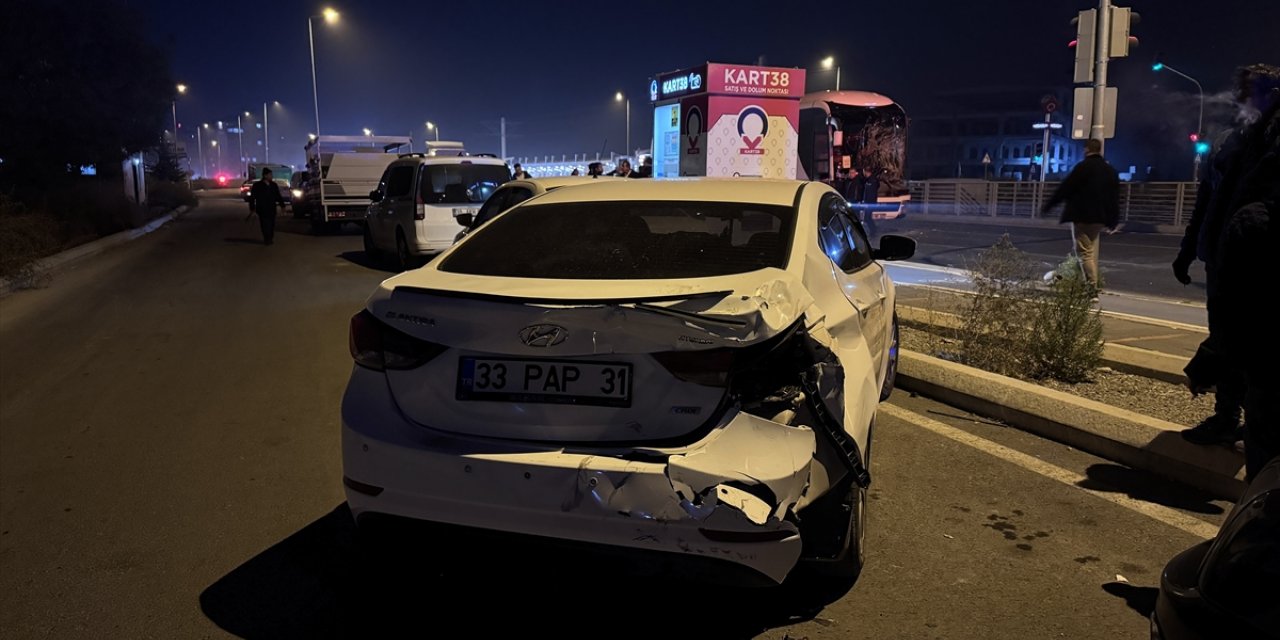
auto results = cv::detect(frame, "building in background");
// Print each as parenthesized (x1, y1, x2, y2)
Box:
(907, 87, 1083, 181)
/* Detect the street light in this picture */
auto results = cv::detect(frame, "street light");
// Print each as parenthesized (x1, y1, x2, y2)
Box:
(197, 123, 208, 178)
(615, 91, 630, 156)
(1152, 56, 1205, 180)
(211, 139, 221, 174)
(171, 83, 187, 143)
(426, 121, 439, 142)
(363, 128, 372, 137)
(308, 7, 340, 156)
(821, 56, 840, 91)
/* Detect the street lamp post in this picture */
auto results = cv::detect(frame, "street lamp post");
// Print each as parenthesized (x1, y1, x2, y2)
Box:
(1152, 58, 1206, 181)
(171, 84, 187, 142)
(197, 124, 208, 178)
(821, 56, 840, 91)
(426, 121, 439, 142)
(615, 92, 630, 156)
(308, 8, 340, 156)
(211, 139, 221, 174)
(238, 112, 249, 172)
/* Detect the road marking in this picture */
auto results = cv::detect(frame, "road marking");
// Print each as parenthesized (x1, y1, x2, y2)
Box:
(879, 403, 1221, 540)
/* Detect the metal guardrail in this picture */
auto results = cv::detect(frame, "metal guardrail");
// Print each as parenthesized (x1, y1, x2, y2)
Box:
(907, 180, 1197, 227)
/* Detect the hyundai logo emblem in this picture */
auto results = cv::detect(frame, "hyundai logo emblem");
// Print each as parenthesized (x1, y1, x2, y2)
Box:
(519, 324, 568, 347)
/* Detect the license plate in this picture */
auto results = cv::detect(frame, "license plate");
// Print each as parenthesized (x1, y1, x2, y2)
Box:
(456, 357, 632, 407)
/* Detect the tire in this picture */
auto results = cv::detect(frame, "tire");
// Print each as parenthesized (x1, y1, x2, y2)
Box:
(798, 481, 866, 584)
(363, 224, 378, 259)
(395, 230, 412, 271)
(880, 315, 900, 402)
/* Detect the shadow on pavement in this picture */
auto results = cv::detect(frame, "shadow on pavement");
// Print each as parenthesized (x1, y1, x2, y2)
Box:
(1102, 581, 1159, 619)
(1078, 463, 1225, 515)
(201, 504, 849, 639)
(224, 237, 265, 246)
(337, 251, 397, 273)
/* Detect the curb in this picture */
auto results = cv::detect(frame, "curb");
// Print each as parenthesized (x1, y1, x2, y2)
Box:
(896, 305, 1188, 385)
(0, 204, 192, 298)
(897, 350, 1246, 500)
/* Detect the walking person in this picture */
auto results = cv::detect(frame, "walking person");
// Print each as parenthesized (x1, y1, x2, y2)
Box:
(511, 163, 531, 180)
(1042, 138, 1120, 291)
(248, 168, 286, 246)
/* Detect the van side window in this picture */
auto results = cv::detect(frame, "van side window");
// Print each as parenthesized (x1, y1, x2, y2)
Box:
(385, 165, 415, 199)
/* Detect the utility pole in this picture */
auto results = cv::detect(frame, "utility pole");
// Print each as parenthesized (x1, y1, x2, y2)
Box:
(1091, 0, 1112, 151)
(500, 117, 507, 160)
(263, 102, 270, 162)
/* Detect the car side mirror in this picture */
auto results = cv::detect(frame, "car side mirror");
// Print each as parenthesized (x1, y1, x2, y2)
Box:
(455, 212, 474, 228)
(369, 190, 383, 203)
(873, 234, 916, 261)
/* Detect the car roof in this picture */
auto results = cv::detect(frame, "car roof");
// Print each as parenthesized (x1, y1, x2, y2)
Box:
(522, 178, 806, 207)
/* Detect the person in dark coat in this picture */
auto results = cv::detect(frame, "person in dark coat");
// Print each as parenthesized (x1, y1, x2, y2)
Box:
(1184, 65, 1280, 471)
(1042, 138, 1120, 288)
(859, 167, 880, 238)
(1174, 64, 1280, 446)
(248, 168, 286, 245)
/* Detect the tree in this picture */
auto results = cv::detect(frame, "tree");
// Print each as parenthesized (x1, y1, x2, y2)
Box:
(0, 0, 174, 196)
(150, 142, 189, 184)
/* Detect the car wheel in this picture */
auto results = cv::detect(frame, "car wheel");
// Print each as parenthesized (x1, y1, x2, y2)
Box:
(880, 315, 900, 402)
(395, 231, 412, 271)
(363, 224, 378, 259)
(805, 481, 866, 582)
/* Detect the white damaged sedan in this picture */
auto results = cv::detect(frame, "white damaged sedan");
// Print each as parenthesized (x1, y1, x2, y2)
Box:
(341, 178, 915, 585)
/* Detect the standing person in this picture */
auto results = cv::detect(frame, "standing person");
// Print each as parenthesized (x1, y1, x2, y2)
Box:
(1183, 63, 1280, 465)
(248, 168, 286, 246)
(860, 167, 880, 238)
(1041, 138, 1120, 290)
(610, 159, 637, 178)
(639, 156, 654, 178)
(511, 163, 531, 179)
(570, 168, 581, 176)
(1172, 64, 1280, 445)
(587, 162, 604, 178)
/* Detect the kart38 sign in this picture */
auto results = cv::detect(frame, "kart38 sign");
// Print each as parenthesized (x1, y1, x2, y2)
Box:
(650, 62, 805, 178)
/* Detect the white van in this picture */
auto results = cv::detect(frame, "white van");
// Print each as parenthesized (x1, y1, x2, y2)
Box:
(298, 135, 410, 232)
(365, 145, 510, 269)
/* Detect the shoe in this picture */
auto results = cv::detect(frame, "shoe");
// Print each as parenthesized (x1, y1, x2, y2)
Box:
(1181, 415, 1241, 446)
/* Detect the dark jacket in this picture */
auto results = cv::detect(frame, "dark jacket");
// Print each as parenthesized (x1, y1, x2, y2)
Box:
(861, 175, 880, 203)
(1181, 107, 1280, 266)
(1043, 154, 1120, 227)
(248, 179, 285, 216)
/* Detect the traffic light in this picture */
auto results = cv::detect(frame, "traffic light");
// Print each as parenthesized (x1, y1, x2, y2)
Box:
(1195, 141, 1210, 155)
(1189, 133, 1199, 142)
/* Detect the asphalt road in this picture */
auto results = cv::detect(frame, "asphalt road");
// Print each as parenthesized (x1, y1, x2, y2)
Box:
(0, 191, 1230, 639)
(875, 216, 1204, 303)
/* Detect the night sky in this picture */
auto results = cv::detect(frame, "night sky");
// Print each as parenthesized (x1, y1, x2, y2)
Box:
(136, 0, 1279, 171)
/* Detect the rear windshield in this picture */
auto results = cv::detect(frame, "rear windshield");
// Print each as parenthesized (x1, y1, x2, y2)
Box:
(420, 164, 510, 204)
(439, 200, 795, 279)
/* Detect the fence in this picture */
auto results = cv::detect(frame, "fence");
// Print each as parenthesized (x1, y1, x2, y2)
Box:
(906, 180, 1196, 227)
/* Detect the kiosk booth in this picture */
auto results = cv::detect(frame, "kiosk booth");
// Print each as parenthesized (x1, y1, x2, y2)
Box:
(648, 62, 806, 179)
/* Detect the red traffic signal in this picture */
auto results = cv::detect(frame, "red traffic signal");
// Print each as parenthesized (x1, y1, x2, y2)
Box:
(1189, 133, 1200, 142)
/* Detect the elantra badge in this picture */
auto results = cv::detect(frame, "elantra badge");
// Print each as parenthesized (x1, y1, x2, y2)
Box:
(519, 324, 568, 347)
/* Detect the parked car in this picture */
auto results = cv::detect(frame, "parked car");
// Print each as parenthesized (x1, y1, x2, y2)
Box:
(1152, 457, 1279, 639)
(364, 151, 510, 269)
(452, 176, 623, 243)
(341, 178, 916, 586)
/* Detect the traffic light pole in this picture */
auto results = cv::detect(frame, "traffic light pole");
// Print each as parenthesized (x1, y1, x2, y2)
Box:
(1040, 113, 1052, 182)
(1091, 0, 1112, 151)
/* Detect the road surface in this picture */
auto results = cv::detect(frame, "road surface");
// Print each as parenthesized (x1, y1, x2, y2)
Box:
(0, 192, 1228, 638)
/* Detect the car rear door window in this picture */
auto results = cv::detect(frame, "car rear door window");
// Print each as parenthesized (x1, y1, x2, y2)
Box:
(385, 165, 415, 199)
(818, 194, 872, 273)
(419, 164, 511, 204)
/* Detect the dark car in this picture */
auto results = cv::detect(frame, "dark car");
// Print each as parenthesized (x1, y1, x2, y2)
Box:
(1151, 458, 1280, 639)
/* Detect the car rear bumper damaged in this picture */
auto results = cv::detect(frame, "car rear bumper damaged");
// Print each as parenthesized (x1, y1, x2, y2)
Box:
(341, 366, 817, 583)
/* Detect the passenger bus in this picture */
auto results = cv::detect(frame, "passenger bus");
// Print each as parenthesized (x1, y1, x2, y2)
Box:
(798, 91, 910, 219)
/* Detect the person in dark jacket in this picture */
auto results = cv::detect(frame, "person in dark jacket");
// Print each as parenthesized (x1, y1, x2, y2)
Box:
(859, 166, 880, 238)
(1173, 64, 1280, 445)
(1042, 138, 1120, 288)
(248, 168, 286, 246)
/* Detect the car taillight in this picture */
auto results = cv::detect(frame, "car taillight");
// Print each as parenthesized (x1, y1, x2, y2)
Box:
(349, 309, 446, 371)
(414, 192, 425, 220)
(652, 348, 735, 387)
